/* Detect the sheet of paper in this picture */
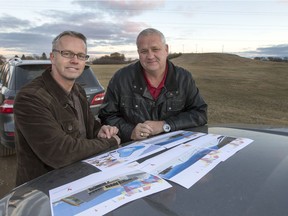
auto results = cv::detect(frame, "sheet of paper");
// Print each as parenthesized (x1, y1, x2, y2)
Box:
(83, 130, 205, 171)
(137, 134, 253, 188)
(49, 168, 172, 216)
(141, 130, 206, 148)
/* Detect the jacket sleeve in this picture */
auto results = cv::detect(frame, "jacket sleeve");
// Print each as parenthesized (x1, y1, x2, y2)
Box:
(99, 78, 135, 142)
(14, 89, 118, 169)
(165, 72, 208, 131)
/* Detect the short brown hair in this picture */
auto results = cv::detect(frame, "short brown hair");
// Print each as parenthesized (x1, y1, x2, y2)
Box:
(52, 30, 87, 52)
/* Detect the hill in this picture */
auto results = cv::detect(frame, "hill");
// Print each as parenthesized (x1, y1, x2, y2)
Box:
(171, 53, 263, 66)
(92, 53, 288, 127)
(171, 53, 288, 126)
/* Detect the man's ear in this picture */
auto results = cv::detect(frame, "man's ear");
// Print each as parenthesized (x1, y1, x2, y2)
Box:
(165, 44, 169, 54)
(50, 52, 55, 62)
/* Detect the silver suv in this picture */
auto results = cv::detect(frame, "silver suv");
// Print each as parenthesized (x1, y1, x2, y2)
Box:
(0, 58, 105, 156)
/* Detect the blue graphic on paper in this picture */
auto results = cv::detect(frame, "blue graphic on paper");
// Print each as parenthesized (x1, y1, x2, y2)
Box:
(117, 146, 145, 157)
(159, 136, 236, 179)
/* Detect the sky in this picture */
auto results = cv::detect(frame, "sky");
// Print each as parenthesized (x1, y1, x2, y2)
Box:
(0, 0, 288, 60)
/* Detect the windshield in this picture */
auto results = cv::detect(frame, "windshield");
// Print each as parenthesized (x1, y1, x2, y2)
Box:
(12, 65, 101, 91)
(14, 64, 50, 90)
(76, 66, 102, 89)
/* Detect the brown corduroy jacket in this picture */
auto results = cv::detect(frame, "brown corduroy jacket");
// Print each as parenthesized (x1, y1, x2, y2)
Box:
(14, 68, 118, 186)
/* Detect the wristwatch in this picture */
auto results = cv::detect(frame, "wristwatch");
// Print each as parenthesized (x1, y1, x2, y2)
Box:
(163, 122, 171, 132)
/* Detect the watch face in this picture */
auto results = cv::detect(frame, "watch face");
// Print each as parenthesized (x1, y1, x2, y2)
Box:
(163, 123, 171, 132)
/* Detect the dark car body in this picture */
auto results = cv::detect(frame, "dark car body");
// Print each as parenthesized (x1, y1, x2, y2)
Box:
(0, 58, 105, 156)
(0, 125, 287, 216)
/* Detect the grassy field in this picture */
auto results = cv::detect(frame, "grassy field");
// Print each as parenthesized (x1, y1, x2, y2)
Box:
(91, 53, 288, 127)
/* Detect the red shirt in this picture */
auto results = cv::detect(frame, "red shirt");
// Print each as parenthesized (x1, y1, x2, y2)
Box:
(143, 66, 168, 100)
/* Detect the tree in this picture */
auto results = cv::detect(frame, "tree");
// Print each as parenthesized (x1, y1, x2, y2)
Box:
(40, 52, 48, 60)
(110, 52, 125, 61)
(25, 55, 34, 60)
(92, 52, 128, 64)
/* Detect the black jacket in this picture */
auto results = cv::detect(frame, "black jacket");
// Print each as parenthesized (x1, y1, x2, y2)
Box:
(99, 60, 208, 142)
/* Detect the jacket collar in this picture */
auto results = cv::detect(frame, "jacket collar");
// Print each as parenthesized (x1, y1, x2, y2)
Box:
(42, 67, 81, 106)
(133, 60, 178, 93)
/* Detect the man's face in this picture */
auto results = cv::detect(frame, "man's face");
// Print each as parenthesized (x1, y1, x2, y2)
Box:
(50, 35, 87, 82)
(137, 34, 168, 74)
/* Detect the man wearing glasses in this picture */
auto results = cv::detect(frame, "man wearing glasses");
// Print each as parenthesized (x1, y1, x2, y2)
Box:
(14, 31, 120, 186)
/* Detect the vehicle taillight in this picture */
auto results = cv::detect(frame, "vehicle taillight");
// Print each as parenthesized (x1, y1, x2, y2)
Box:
(90, 92, 105, 105)
(0, 99, 14, 114)
(5, 132, 15, 137)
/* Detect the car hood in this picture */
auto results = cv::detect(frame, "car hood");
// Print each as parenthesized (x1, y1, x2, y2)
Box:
(1, 125, 288, 216)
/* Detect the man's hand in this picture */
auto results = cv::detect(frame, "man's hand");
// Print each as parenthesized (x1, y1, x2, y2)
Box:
(144, 120, 165, 135)
(112, 135, 121, 146)
(98, 125, 119, 139)
(130, 123, 153, 140)
(98, 125, 121, 146)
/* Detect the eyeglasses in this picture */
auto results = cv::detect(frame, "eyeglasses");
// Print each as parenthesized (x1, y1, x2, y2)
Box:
(53, 49, 89, 61)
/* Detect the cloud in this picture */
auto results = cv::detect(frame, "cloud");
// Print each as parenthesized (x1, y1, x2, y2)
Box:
(0, 14, 31, 30)
(39, 10, 105, 23)
(0, 1, 161, 58)
(0, 11, 147, 57)
(72, 0, 165, 17)
(29, 19, 144, 45)
(0, 32, 51, 53)
(256, 44, 288, 56)
(238, 44, 288, 57)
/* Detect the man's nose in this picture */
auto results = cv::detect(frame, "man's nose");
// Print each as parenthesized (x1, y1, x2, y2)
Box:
(70, 54, 79, 62)
(147, 50, 154, 58)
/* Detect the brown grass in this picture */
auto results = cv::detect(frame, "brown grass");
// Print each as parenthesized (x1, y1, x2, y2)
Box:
(91, 53, 288, 127)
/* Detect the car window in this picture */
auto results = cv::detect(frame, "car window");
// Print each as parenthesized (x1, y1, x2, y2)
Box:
(13, 64, 50, 90)
(76, 67, 101, 88)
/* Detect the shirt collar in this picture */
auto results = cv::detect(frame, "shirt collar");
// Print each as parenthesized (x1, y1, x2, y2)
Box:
(143, 64, 168, 89)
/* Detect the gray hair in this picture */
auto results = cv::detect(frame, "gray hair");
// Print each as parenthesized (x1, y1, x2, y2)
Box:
(136, 28, 166, 48)
(52, 30, 87, 52)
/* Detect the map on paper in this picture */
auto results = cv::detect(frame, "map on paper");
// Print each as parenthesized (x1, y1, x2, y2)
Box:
(49, 168, 172, 216)
(138, 133, 253, 188)
(83, 130, 205, 171)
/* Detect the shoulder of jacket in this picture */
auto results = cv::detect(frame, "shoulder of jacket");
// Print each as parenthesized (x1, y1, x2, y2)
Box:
(18, 76, 44, 94)
(116, 62, 138, 73)
(172, 65, 192, 78)
(16, 77, 52, 104)
(172, 64, 189, 73)
(112, 62, 139, 81)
